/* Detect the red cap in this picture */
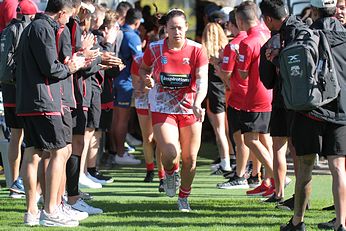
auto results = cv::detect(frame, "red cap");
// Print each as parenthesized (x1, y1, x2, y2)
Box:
(17, 0, 38, 15)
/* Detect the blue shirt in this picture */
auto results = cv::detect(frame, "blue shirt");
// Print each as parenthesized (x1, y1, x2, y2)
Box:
(118, 24, 142, 81)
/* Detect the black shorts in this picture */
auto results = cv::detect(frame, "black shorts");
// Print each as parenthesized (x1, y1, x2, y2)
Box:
(240, 111, 271, 134)
(87, 91, 101, 129)
(62, 107, 73, 144)
(99, 109, 113, 131)
(4, 107, 24, 129)
(270, 108, 295, 137)
(207, 80, 226, 114)
(292, 112, 346, 156)
(23, 116, 66, 150)
(72, 106, 87, 135)
(227, 107, 242, 134)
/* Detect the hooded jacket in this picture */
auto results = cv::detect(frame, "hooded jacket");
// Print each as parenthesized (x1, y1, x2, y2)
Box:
(15, 13, 71, 115)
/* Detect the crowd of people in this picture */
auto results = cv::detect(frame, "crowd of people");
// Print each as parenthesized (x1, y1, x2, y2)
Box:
(0, 0, 346, 230)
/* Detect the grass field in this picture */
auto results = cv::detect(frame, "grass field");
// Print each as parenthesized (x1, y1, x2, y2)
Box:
(0, 142, 335, 230)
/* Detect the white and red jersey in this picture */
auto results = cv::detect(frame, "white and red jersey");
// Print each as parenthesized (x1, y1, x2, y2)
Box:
(131, 53, 149, 110)
(142, 38, 208, 114)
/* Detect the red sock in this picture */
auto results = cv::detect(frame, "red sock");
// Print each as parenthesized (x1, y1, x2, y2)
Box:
(174, 162, 180, 172)
(158, 170, 165, 179)
(146, 162, 155, 171)
(164, 163, 179, 175)
(178, 186, 191, 198)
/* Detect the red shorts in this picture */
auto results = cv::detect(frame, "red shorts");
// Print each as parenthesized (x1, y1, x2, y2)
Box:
(151, 112, 197, 128)
(136, 108, 149, 116)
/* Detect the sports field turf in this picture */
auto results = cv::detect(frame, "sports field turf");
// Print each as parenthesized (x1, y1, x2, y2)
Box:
(0, 143, 334, 230)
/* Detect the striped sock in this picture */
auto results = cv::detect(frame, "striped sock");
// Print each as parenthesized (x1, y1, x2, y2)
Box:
(178, 186, 191, 198)
(164, 163, 179, 175)
(146, 162, 155, 171)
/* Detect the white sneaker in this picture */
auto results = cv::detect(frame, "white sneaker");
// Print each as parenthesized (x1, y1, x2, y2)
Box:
(164, 172, 178, 198)
(71, 198, 103, 215)
(79, 173, 102, 189)
(24, 210, 40, 226)
(177, 197, 191, 212)
(126, 133, 142, 146)
(39, 208, 79, 227)
(60, 202, 88, 221)
(86, 172, 107, 185)
(115, 152, 141, 165)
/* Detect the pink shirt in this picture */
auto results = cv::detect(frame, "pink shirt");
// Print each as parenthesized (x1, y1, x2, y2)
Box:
(142, 38, 208, 114)
(237, 24, 272, 112)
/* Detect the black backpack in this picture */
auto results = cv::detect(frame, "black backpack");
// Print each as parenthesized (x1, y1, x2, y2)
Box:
(279, 28, 340, 111)
(0, 19, 26, 84)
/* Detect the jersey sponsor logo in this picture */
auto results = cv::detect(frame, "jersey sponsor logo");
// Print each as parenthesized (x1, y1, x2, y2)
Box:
(238, 55, 245, 63)
(183, 58, 190, 65)
(161, 56, 168, 64)
(223, 57, 229, 64)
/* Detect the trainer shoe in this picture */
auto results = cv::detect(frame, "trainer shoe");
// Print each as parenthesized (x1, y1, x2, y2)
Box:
(177, 197, 191, 212)
(115, 152, 141, 165)
(263, 194, 284, 203)
(88, 170, 113, 184)
(24, 211, 40, 226)
(40, 208, 79, 227)
(217, 175, 249, 189)
(164, 172, 178, 197)
(247, 174, 261, 188)
(124, 142, 136, 153)
(276, 195, 310, 211)
(79, 190, 93, 200)
(60, 202, 88, 221)
(9, 191, 25, 199)
(317, 218, 336, 230)
(144, 170, 154, 182)
(158, 179, 165, 192)
(211, 157, 221, 165)
(246, 181, 270, 196)
(79, 173, 102, 189)
(262, 186, 275, 198)
(126, 133, 142, 146)
(10, 178, 25, 194)
(336, 225, 346, 231)
(211, 165, 232, 175)
(86, 172, 107, 185)
(71, 198, 103, 215)
(280, 218, 306, 231)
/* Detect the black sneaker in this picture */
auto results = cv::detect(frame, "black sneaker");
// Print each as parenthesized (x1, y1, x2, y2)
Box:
(158, 179, 165, 192)
(88, 170, 113, 183)
(317, 218, 336, 230)
(247, 174, 261, 188)
(211, 165, 232, 175)
(263, 194, 284, 203)
(276, 195, 310, 211)
(217, 175, 249, 189)
(280, 218, 306, 231)
(144, 171, 154, 182)
(322, 205, 335, 211)
(336, 225, 346, 231)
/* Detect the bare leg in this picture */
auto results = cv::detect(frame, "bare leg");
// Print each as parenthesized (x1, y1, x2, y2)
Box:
(22, 147, 41, 215)
(327, 155, 346, 229)
(45, 146, 69, 213)
(86, 131, 101, 168)
(233, 131, 250, 177)
(114, 106, 131, 156)
(138, 114, 155, 165)
(292, 154, 315, 225)
(7, 128, 24, 183)
(179, 122, 202, 189)
(80, 128, 95, 175)
(272, 137, 288, 198)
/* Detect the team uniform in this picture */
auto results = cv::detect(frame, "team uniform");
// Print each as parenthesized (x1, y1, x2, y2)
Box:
(15, 13, 70, 150)
(131, 53, 149, 115)
(221, 31, 248, 134)
(237, 24, 272, 134)
(142, 38, 208, 127)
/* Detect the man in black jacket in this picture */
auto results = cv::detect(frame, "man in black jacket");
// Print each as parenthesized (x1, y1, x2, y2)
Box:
(259, 0, 307, 207)
(16, 0, 86, 226)
(277, 0, 346, 230)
